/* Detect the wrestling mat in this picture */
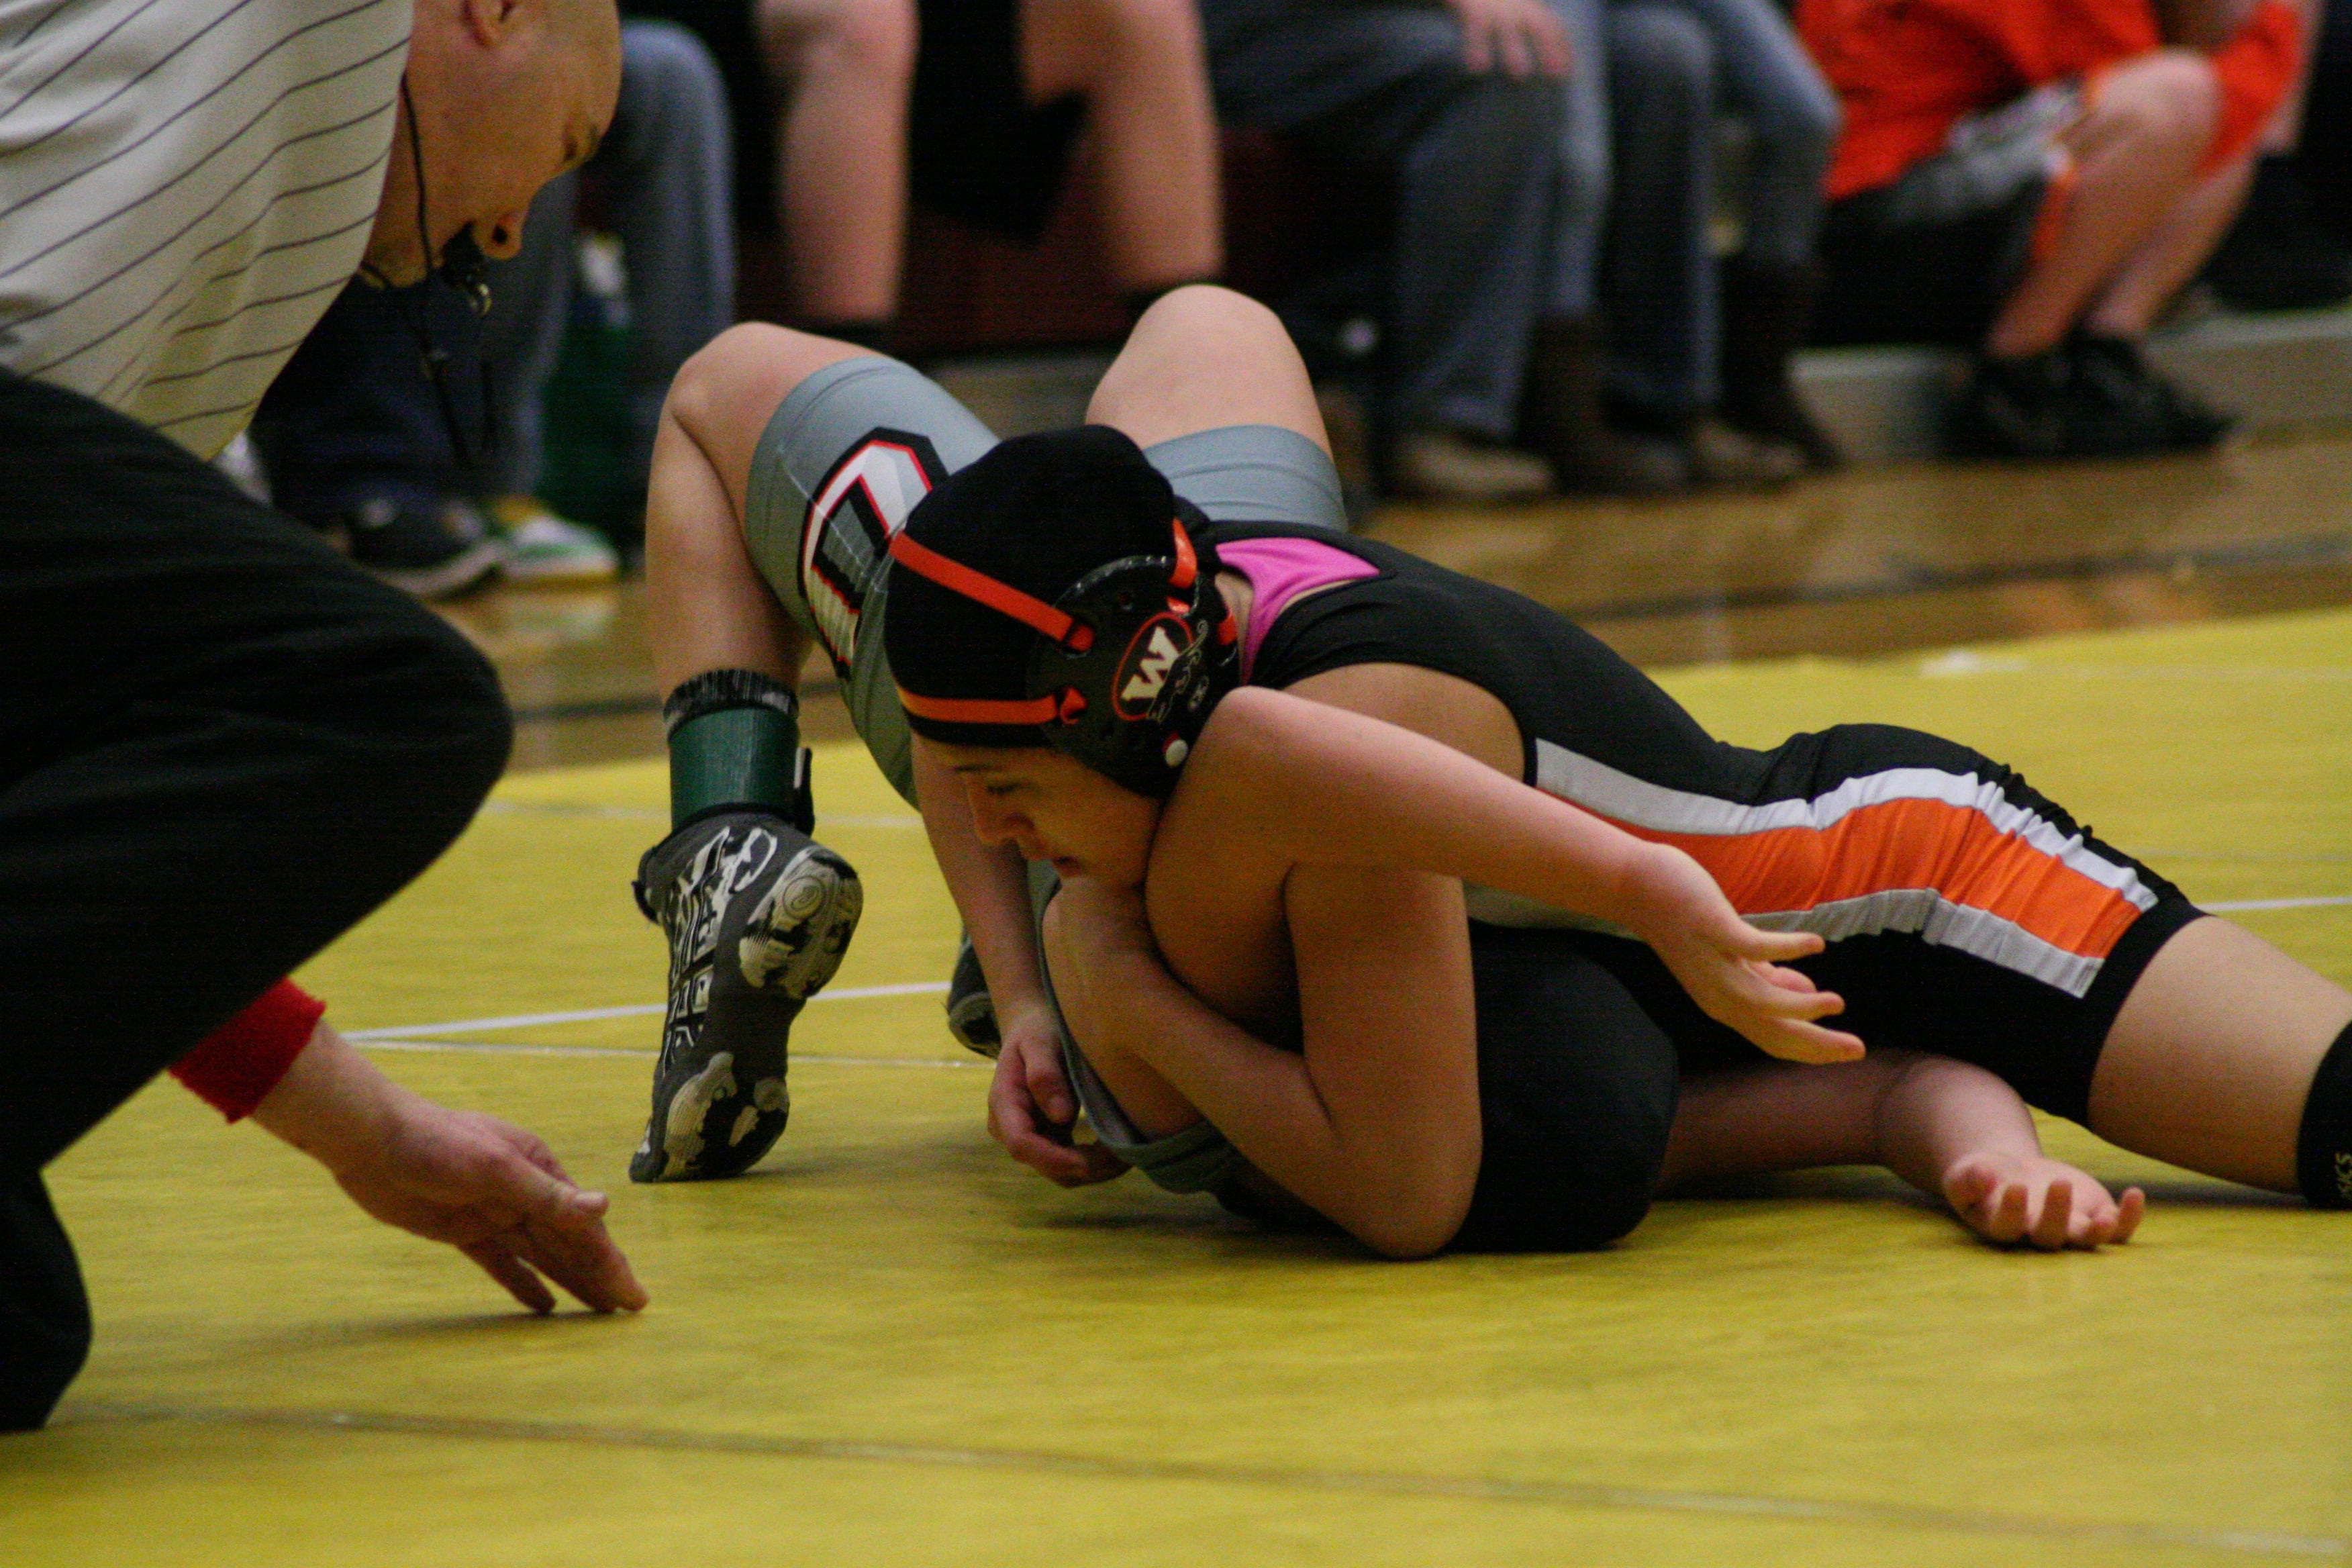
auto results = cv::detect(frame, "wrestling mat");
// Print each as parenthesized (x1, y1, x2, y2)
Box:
(9, 607, 2351, 1566)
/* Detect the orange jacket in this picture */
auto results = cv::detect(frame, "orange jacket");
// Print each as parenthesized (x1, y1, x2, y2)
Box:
(1800, 0, 2304, 199)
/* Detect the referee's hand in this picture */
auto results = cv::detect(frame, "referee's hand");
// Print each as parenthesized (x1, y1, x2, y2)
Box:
(254, 1023, 648, 1314)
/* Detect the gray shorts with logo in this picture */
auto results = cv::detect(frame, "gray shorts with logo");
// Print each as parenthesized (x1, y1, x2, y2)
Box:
(740, 354, 1348, 805)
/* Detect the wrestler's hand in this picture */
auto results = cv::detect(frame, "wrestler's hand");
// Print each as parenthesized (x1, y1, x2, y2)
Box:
(254, 1024, 648, 1314)
(1444, 0, 1571, 77)
(1625, 843, 1865, 1065)
(989, 998, 1128, 1188)
(1944, 1151, 2145, 1250)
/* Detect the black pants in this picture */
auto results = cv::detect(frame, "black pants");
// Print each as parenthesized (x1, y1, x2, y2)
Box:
(0, 372, 511, 1430)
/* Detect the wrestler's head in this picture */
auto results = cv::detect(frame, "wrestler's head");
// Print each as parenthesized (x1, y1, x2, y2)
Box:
(887, 426, 1240, 882)
(363, 0, 623, 287)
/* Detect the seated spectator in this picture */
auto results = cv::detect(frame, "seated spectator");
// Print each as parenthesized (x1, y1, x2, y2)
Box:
(252, 17, 736, 595)
(483, 17, 738, 567)
(1199, 0, 1841, 501)
(754, 0, 1222, 350)
(1804, 0, 2306, 458)
(2203, 0, 2352, 307)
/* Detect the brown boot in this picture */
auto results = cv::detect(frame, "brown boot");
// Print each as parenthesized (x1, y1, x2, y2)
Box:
(1524, 316, 1692, 496)
(1718, 257, 1841, 471)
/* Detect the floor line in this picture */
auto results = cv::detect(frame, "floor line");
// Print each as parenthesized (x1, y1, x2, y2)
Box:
(2203, 895, 2352, 912)
(358, 1038, 979, 1069)
(342, 980, 950, 1040)
(66, 1400, 2346, 1559)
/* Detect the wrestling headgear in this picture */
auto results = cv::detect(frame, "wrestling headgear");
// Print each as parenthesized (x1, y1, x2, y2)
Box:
(883, 426, 1240, 798)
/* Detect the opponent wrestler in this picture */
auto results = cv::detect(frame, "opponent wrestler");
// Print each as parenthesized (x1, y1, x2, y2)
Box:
(861, 295, 2352, 1257)
(634, 288, 1343, 1180)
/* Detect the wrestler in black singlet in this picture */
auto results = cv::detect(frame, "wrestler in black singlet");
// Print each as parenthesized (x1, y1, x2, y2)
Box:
(1206, 522, 2202, 1251)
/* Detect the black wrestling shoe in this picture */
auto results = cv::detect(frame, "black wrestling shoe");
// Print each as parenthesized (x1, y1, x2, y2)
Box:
(944, 934, 1000, 1057)
(630, 811, 863, 1181)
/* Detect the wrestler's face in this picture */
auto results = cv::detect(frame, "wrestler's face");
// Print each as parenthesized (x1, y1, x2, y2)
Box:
(929, 742, 1161, 888)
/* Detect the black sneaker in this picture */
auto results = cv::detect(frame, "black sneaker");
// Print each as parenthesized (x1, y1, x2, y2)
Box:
(630, 811, 863, 1181)
(1951, 340, 2233, 459)
(337, 485, 503, 599)
(1949, 349, 2075, 458)
(2067, 334, 2235, 452)
(944, 935, 999, 1057)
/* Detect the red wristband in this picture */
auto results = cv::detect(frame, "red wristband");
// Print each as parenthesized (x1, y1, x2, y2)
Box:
(170, 980, 326, 1122)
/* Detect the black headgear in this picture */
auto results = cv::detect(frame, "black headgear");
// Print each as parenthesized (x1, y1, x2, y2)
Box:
(884, 426, 1240, 798)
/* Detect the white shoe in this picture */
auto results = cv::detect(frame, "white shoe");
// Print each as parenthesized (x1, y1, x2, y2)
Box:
(492, 495, 620, 584)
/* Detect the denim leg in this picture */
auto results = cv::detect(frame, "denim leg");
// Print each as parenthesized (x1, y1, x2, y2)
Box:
(605, 19, 736, 498)
(1202, 1, 1569, 438)
(1603, 1, 1714, 414)
(1542, 0, 1613, 321)
(1653, 0, 1838, 267)
(480, 170, 579, 497)
(247, 280, 475, 518)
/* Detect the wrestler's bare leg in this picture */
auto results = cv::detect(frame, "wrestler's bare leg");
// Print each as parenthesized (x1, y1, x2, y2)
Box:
(2089, 918, 2352, 1191)
(645, 325, 875, 689)
(1086, 285, 1329, 450)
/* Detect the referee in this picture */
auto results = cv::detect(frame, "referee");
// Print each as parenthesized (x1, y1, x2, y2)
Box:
(2, 0, 640, 1430)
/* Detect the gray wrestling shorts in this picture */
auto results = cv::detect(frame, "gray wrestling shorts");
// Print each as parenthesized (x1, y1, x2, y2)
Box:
(740, 354, 1349, 804)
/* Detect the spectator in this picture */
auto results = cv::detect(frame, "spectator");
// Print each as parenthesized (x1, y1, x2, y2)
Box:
(254, 16, 734, 591)
(1197, 0, 1839, 500)
(1804, 0, 2306, 458)
(754, 0, 1223, 348)
(480, 16, 738, 566)
(2202, 0, 2352, 307)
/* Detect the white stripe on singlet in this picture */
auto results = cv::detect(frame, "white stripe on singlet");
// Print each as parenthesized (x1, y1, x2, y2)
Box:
(0, 0, 405, 456)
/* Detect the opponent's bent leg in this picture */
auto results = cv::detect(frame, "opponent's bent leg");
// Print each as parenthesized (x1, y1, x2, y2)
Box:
(636, 328, 1002, 1177)
(633, 326, 876, 1181)
(2089, 917, 2352, 1197)
(1087, 286, 1328, 452)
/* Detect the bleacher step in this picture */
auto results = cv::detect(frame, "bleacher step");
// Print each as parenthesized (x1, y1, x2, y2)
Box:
(934, 304, 2352, 471)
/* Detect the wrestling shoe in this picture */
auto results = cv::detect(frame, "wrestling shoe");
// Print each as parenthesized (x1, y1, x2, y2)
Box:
(944, 934, 1001, 1057)
(630, 811, 863, 1181)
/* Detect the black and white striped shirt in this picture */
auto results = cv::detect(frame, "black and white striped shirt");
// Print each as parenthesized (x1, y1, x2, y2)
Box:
(0, 0, 407, 458)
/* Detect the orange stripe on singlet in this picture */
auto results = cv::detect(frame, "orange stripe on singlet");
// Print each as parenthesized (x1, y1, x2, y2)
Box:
(1599, 795, 2145, 961)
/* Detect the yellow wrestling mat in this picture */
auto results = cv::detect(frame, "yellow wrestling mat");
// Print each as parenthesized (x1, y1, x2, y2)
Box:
(9, 608, 2352, 1566)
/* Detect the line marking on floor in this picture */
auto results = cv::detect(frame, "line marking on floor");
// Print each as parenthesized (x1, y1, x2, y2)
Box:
(342, 980, 950, 1040)
(64, 1401, 2347, 1559)
(359, 1038, 978, 1068)
(348, 899, 2349, 1047)
(2203, 895, 2352, 912)
(479, 799, 922, 828)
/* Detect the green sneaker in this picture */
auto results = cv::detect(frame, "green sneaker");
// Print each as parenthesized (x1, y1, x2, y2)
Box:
(492, 495, 619, 584)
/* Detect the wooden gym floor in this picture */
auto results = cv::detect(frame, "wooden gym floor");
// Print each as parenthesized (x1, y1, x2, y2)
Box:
(6, 436, 2351, 1565)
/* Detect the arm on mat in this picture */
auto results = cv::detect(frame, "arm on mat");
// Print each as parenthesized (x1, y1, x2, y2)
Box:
(1662, 1051, 2144, 1250)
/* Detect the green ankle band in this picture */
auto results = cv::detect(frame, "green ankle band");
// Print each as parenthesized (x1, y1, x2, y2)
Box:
(668, 705, 803, 827)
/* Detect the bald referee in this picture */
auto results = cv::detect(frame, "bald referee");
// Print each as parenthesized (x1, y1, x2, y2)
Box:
(1, 0, 644, 1432)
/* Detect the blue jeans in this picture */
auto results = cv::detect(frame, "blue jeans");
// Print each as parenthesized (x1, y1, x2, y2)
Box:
(251, 21, 735, 516)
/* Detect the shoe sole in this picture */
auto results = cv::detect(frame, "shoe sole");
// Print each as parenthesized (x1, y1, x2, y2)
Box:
(368, 538, 505, 601)
(631, 845, 862, 1183)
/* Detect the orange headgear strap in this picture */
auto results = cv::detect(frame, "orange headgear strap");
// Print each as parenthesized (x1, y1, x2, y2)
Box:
(888, 531, 1095, 652)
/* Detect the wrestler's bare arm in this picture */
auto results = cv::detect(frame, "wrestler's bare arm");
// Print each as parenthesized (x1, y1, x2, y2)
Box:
(1662, 1052, 2145, 1249)
(1046, 863, 1484, 1259)
(1173, 687, 1863, 1063)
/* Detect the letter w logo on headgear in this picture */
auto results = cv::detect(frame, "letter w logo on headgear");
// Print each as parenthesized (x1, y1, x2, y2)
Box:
(1120, 623, 1184, 706)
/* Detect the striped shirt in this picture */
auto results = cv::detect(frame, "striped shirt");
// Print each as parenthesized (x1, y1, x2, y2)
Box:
(0, 0, 408, 458)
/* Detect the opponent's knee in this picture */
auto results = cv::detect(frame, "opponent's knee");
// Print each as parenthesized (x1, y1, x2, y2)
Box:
(2295, 1019, 2352, 1208)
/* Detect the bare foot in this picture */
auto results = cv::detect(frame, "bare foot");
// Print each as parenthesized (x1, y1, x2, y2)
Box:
(1942, 1151, 2146, 1251)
